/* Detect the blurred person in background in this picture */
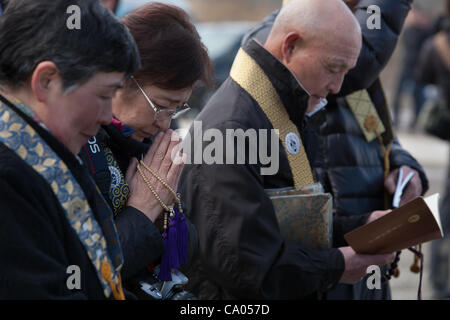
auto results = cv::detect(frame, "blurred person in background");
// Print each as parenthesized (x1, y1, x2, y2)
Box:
(80, 2, 212, 299)
(100, 0, 192, 19)
(241, 0, 428, 300)
(417, 0, 450, 299)
(392, 4, 433, 130)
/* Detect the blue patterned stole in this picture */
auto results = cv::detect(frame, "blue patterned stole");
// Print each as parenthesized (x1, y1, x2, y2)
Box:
(103, 145, 130, 216)
(81, 138, 130, 217)
(0, 98, 125, 299)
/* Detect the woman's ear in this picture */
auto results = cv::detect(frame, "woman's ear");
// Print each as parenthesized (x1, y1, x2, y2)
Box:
(281, 32, 302, 64)
(30, 61, 61, 103)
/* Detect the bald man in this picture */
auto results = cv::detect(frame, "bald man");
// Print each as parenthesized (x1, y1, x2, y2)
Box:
(265, 0, 362, 107)
(242, 0, 428, 300)
(179, 0, 394, 299)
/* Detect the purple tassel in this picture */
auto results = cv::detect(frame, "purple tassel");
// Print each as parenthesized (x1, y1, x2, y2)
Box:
(175, 205, 188, 265)
(158, 232, 172, 281)
(168, 216, 180, 269)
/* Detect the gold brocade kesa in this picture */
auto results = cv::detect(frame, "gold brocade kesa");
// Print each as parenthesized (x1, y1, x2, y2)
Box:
(230, 48, 333, 250)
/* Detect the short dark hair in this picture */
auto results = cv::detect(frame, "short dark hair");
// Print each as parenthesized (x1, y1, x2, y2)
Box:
(120, 2, 213, 93)
(0, 0, 140, 91)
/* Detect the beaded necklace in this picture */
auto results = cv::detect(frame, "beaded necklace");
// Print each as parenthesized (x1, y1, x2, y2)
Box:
(136, 159, 188, 281)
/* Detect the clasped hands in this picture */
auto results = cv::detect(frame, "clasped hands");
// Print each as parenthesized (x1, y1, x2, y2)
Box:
(126, 130, 185, 222)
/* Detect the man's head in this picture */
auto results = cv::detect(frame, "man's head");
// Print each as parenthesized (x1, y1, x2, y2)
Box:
(266, 0, 362, 106)
(283, 0, 360, 15)
(0, 0, 140, 154)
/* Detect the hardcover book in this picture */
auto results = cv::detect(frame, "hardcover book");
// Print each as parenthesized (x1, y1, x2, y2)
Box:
(266, 182, 333, 250)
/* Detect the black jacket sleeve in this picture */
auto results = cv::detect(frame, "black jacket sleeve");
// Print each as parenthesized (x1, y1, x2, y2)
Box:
(180, 163, 345, 299)
(332, 213, 371, 248)
(115, 206, 199, 280)
(114, 206, 165, 279)
(0, 168, 88, 299)
(179, 120, 345, 299)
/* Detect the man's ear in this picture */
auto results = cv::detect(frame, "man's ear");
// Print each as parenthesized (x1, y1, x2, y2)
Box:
(281, 33, 302, 64)
(30, 61, 61, 103)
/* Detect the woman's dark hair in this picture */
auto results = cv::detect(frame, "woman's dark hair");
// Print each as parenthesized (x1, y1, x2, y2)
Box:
(0, 0, 140, 91)
(121, 2, 213, 93)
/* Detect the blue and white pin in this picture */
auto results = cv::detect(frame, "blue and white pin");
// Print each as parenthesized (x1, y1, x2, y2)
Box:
(285, 132, 301, 155)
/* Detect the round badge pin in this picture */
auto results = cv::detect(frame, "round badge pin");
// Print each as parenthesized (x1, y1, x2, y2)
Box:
(285, 132, 301, 155)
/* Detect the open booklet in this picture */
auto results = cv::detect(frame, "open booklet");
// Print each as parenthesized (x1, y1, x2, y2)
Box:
(344, 193, 443, 254)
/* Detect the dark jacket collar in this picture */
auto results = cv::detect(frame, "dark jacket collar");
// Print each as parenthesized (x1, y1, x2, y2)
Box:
(102, 123, 149, 157)
(242, 38, 310, 127)
(100, 123, 150, 174)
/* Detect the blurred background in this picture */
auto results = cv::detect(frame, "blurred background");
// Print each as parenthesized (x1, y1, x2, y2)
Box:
(106, 0, 450, 300)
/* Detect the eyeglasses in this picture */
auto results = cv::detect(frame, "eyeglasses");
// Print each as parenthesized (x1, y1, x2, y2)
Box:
(131, 76, 190, 121)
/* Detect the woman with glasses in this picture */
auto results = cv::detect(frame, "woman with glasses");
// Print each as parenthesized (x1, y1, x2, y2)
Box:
(79, 2, 212, 299)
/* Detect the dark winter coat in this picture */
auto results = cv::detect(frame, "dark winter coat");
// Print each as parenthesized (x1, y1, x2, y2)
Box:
(0, 98, 111, 299)
(241, 0, 428, 300)
(178, 39, 371, 300)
